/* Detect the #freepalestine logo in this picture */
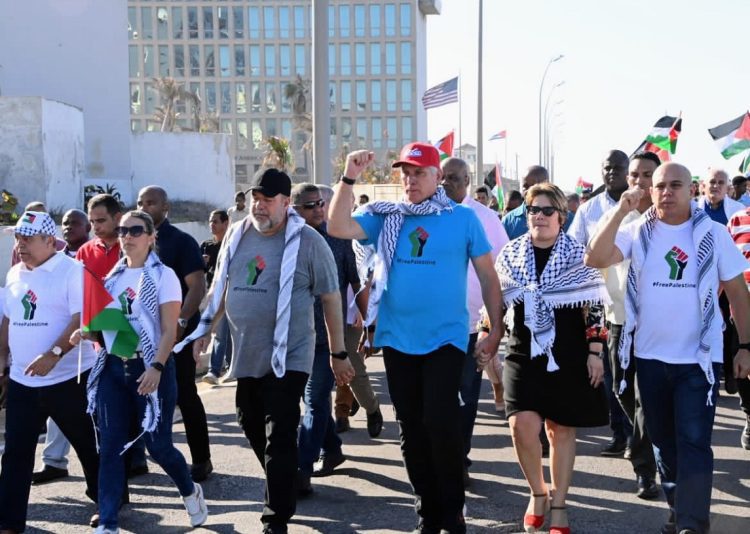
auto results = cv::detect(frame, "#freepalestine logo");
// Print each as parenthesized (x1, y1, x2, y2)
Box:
(664, 246, 688, 281)
(21, 289, 38, 320)
(118, 287, 137, 315)
(247, 255, 266, 286)
(408, 226, 429, 257)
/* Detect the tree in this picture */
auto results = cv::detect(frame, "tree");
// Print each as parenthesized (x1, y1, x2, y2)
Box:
(151, 77, 201, 132)
(261, 136, 294, 172)
(283, 75, 313, 176)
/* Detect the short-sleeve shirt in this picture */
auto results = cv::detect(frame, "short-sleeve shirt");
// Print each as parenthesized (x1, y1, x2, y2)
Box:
(4, 253, 97, 387)
(107, 266, 182, 349)
(728, 207, 750, 286)
(200, 238, 221, 287)
(225, 225, 339, 378)
(155, 219, 205, 314)
(76, 239, 122, 281)
(615, 218, 748, 365)
(354, 204, 491, 354)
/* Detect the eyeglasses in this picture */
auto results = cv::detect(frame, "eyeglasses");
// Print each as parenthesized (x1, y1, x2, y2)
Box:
(527, 205, 558, 217)
(295, 199, 325, 210)
(116, 225, 148, 237)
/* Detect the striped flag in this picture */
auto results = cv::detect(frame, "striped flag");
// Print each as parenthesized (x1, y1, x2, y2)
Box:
(708, 112, 750, 159)
(740, 152, 750, 175)
(489, 130, 507, 141)
(434, 131, 454, 160)
(633, 115, 682, 162)
(82, 267, 138, 358)
(575, 177, 593, 194)
(422, 77, 459, 110)
(493, 162, 505, 212)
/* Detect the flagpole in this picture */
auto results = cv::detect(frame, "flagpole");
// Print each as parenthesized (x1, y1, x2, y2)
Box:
(476, 0, 484, 189)
(504, 137, 508, 176)
(458, 70, 462, 163)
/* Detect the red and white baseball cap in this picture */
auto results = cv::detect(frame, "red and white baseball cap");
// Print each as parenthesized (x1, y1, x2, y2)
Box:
(392, 142, 441, 169)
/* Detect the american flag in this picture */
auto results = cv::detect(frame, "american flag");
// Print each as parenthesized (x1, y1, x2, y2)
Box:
(421, 77, 459, 110)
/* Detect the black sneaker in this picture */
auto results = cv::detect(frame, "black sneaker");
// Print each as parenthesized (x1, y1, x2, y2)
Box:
(31, 465, 69, 485)
(741, 415, 750, 450)
(600, 436, 627, 457)
(366, 406, 383, 438)
(636, 475, 659, 500)
(335, 417, 351, 433)
(660, 510, 676, 534)
(312, 451, 346, 477)
(191, 459, 213, 482)
(262, 522, 288, 534)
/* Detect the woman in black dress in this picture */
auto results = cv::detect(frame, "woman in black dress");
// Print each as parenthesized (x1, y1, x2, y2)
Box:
(479, 183, 609, 534)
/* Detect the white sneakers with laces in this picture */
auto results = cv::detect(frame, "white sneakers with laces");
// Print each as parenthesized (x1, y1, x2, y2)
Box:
(183, 482, 208, 527)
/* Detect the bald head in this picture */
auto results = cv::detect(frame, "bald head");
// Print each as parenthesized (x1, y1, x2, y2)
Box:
(521, 166, 549, 194)
(440, 157, 470, 202)
(652, 162, 693, 224)
(602, 150, 630, 200)
(62, 208, 91, 250)
(136, 185, 169, 227)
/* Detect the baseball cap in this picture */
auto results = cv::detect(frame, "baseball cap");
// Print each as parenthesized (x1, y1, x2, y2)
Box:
(392, 142, 441, 169)
(15, 211, 57, 237)
(249, 168, 292, 197)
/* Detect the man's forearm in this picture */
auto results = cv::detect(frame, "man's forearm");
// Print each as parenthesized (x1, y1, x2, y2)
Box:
(726, 276, 750, 342)
(53, 315, 80, 355)
(328, 183, 357, 239)
(181, 275, 206, 319)
(321, 293, 346, 353)
(586, 209, 627, 268)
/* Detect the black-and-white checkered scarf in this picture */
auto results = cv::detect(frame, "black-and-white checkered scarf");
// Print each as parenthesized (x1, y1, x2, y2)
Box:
(496, 231, 610, 371)
(353, 186, 453, 325)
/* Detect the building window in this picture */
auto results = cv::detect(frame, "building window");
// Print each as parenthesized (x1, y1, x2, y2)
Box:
(354, 5, 365, 37)
(219, 45, 231, 77)
(340, 44, 351, 76)
(266, 118, 278, 138)
(206, 83, 217, 113)
(235, 45, 245, 76)
(144, 82, 157, 114)
(172, 7, 183, 39)
(401, 79, 412, 111)
(370, 43, 381, 75)
(157, 7, 169, 40)
(203, 6, 213, 39)
(281, 83, 291, 113)
(372, 118, 383, 148)
(328, 6, 334, 38)
(264, 7, 275, 39)
(294, 6, 305, 38)
(235, 163, 248, 181)
(189, 45, 200, 76)
(221, 82, 231, 114)
(204, 45, 215, 76)
(295, 45, 306, 75)
(236, 83, 247, 113)
(129, 45, 140, 77)
(340, 81, 351, 112)
(143, 45, 154, 77)
(339, 5, 350, 38)
(328, 44, 336, 76)
(371, 81, 381, 112)
(266, 83, 277, 113)
(128, 8, 137, 40)
(369, 5, 380, 37)
(131, 120, 143, 133)
(251, 120, 263, 149)
(386, 117, 398, 148)
(248, 7, 260, 39)
(384, 4, 396, 36)
(187, 7, 198, 39)
(402, 117, 413, 144)
(341, 117, 352, 144)
(386, 80, 397, 112)
(130, 83, 141, 114)
(174, 45, 184, 77)
(280, 45, 290, 76)
(218, 6, 229, 38)
(385, 43, 396, 75)
(356, 81, 367, 111)
(158, 45, 170, 76)
(282, 119, 293, 140)
(400, 3, 412, 36)
(400, 42, 411, 74)
(354, 44, 366, 76)
(357, 118, 367, 147)
(265, 45, 276, 76)
(249, 45, 260, 76)
(232, 6, 244, 38)
(279, 7, 290, 39)
(221, 119, 232, 134)
(250, 83, 261, 112)
(141, 7, 153, 39)
(330, 117, 337, 150)
(329, 82, 336, 110)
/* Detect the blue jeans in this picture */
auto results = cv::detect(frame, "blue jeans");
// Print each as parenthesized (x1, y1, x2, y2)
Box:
(210, 316, 232, 376)
(97, 354, 194, 529)
(636, 358, 720, 534)
(298, 343, 341, 474)
(459, 334, 481, 466)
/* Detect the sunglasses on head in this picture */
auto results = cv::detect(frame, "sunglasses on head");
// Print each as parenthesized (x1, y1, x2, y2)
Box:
(116, 225, 147, 237)
(527, 205, 558, 217)
(296, 199, 325, 210)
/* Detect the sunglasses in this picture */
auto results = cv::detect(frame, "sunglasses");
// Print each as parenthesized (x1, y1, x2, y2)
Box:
(527, 205, 558, 217)
(296, 199, 325, 210)
(116, 225, 148, 237)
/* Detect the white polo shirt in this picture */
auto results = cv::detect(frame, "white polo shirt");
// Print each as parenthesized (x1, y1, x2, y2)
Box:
(3, 252, 96, 387)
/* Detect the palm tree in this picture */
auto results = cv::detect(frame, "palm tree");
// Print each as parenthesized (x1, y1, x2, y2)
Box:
(283, 75, 313, 176)
(151, 77, 201, 132)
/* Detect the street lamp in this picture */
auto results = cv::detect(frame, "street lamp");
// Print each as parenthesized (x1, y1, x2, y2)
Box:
(537, 54, 564, 165)
(543, 82, 564, 166)
(547, 117, 565, 183)
(543, 96, 564, 167)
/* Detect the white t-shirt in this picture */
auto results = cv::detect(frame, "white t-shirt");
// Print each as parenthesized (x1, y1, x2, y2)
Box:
(3, 253, 97, 387)
(227, 205, 248, 224)
(615, 219, 748, 364)
(107, 267, 182, 346)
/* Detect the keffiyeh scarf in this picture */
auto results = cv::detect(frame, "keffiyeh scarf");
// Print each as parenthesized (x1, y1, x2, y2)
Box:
(353, 186, 453, 325)
(175, 208, 306, 378)
(496, 231, 610, 371)
(619, 206, 718, 405)
(86, 252, 164, 452)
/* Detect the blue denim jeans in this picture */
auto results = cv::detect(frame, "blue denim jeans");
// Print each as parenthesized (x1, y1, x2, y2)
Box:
(459, 334, 481, 466)
(210, 316, 232, 376)
(636, 358, 720, 534)
(97, 354, 194, 529)
(298, 343, 341, 474)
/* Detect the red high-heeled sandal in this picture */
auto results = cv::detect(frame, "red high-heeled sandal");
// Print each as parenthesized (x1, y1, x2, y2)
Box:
(549, 505, 570, 534)
(523, 493, 549, 533)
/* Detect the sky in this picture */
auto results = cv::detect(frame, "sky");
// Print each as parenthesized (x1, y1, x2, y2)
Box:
(425, 0, 750, 193)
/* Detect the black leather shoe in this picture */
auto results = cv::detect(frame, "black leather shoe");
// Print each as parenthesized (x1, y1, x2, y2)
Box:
(600, 436, 627, 457)
(312, 451, 346, 477)
(349, 398, 360, 417)
(741, 415, 750, 450)
(262, 522, 288, 534)
(660, 510, 676, 534)
(335, 417, 351, 433)
(678, 530, 699, 534)
(296, 471, 313, 498)
(636, 475, 659, 500)
(31, 465, 69, 485)
(366, 406, 383, 438)
(128, 462, 149, 479)
(191, 459, 213, 482)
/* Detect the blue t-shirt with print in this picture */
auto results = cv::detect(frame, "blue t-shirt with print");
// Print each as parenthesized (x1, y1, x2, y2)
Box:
(354, 203, 491, 355)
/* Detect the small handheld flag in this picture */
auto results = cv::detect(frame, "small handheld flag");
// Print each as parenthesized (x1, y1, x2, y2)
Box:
(82, 268, 139, 358)
(434, 131, 455, 161)
(489, 130, 507, 141)
(708, 112, 750, 160)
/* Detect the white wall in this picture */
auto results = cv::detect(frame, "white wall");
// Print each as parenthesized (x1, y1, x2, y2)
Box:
(0, 0, 131, 182)
(131, 132, 234, 207)
(0, 97, 85, 211)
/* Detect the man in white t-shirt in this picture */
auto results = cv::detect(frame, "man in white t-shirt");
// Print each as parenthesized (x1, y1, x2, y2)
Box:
(0, 211, 100, 533)
(586, 163, 750, 534)
(227, 190, 248, 223)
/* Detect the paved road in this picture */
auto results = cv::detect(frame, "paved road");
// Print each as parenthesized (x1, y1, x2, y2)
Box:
(4, 354, 749, 533)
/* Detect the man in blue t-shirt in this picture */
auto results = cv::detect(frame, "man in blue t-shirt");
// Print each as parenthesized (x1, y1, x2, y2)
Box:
(328, 143, 503, 534)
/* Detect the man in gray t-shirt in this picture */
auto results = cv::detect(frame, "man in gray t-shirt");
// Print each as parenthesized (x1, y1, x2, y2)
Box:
(195, 168, 354, 533)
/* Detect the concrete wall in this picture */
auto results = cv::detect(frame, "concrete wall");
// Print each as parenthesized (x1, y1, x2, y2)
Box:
(0, 97, 84, 211)
(131, 132, 234, 207)
(0, 0, 131, 182)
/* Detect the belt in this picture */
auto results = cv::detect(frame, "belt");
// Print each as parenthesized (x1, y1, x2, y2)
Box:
(118, 351, 143, 362)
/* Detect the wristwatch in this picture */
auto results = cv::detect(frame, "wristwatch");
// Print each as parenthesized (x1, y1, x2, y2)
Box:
(151, 361, 165, 372)
(330, 351, 348, 360)
(50, 346, 64, 358)
(340, 175, 356, 185)
(177, 318, 188, 328)
(738, 342, 750, 351)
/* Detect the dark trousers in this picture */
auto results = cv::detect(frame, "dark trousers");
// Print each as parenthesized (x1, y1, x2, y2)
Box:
(174, 342, 211, 464)
(0, 374, 99, 532)
(383, 345, 466, 533)
(608, 324, 657, 478)
(236, 370, 308, 528)
(459, 334, 481, 466)
(719, 295, 750, 416)
(603, 334, 633, 441)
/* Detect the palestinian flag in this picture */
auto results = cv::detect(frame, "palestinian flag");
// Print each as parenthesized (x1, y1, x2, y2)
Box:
(633, 115, 682, 162)
(493, 161, 505, 212)
(708, 112, 750, 159)
(575, 177, 593, 194)
(740, 152, 750, 175)
(434, 131, 454, 160)
(82, 267, 138, 358)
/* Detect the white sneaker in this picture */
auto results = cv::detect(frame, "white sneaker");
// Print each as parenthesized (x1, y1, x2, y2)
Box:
(220, 374, 236, 384)
(94, 527, 120, 534)
(202, 372, 219, 385)
(183, 482, 208, 527)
